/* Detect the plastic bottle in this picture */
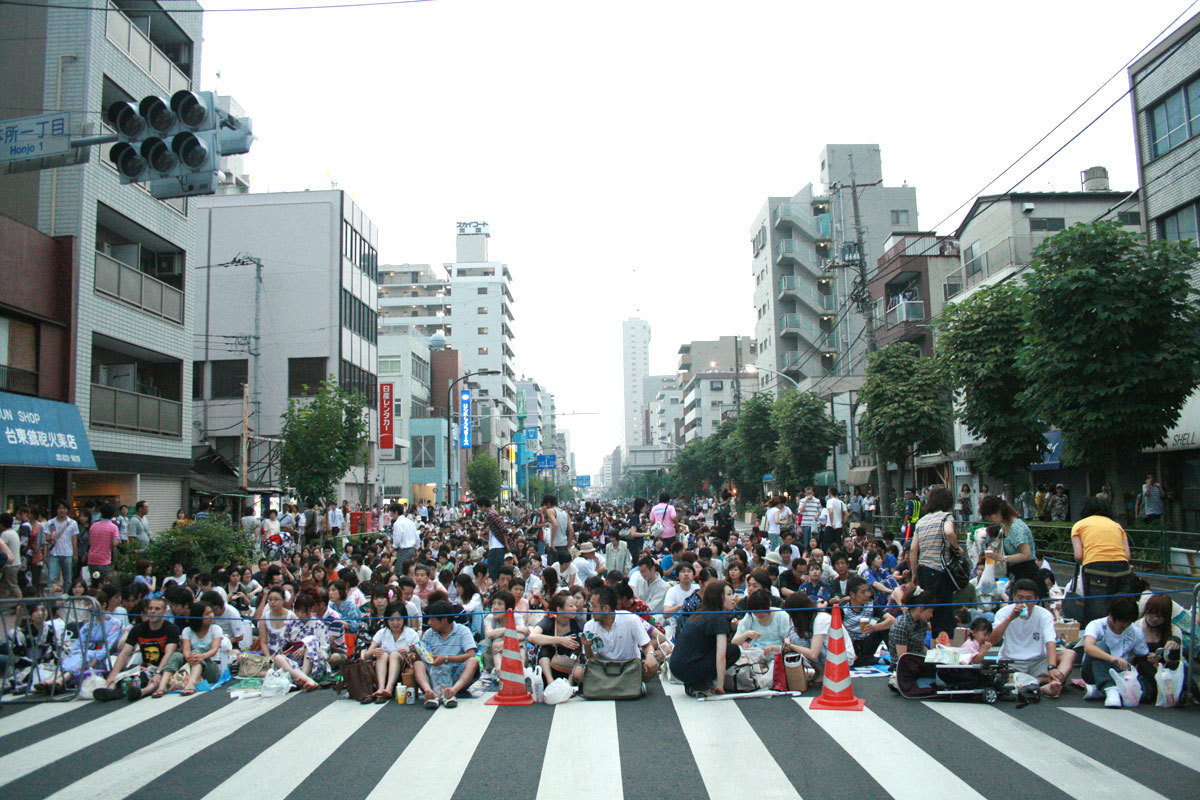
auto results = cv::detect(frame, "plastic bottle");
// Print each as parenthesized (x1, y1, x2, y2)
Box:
(531, 669, 544, 703)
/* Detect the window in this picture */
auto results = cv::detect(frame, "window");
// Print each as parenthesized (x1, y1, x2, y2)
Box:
(710, 380, 724, 390)
(963, 242, 982, 277)
(192, 361, 204, 399)
(1116, 211, 1142, 226)
(890, 210, 910, 226)
(288, 357, 326, 397)
(210, 359, 248, 399)
(1029, 217, 1065, 232)
(1151, 86, 1189, 157)
(477, 287, 488, 295)
(340, 289, 377, 344)
(378, 357, 404, 374)
(478, 347, 489, 355)
(1158, 201, 1199, 243)
(339, 359, 377, 408)
(478, 327, 489, 335)
(477, 306, 488, 314)
(411, 354, 431, 387)
(412, 434, 436, 468)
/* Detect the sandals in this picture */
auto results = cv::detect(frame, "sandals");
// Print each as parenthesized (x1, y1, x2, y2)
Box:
(441, 688, 457, 708)
(372, 690, 391, 704)
(150, 688, 165, 699)
(423, 694, 439, 709)
(300, 678, 319, 692)
(180, 687, 197, 697)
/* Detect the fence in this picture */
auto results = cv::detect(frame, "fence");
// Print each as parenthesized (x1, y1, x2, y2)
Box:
(1, 595, 105, 703)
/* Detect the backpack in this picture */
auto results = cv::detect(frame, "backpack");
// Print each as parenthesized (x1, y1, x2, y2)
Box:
(714, 503, 733, 534)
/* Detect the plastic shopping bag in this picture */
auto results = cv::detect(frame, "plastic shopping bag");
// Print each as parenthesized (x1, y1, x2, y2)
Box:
(261, 666, 294, 697)
(978, 558, 998, 596)
(1108, 667, 1143, 708)
(1155, 662, 1186, 708)
(543, 677, 573, 704)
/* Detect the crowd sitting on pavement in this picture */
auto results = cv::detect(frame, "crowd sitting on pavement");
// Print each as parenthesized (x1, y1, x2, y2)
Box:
(0, 484, 1190, 711)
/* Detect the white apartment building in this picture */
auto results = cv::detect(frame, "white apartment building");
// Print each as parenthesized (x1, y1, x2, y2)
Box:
(649, 385, 683, 446)
(0, 0, 204, 531)
(681, 372, 740, 443)
(622, 317, 651, 452)
(751, 145, 918, 396)
(192, 189, 380, 506)
(377, 327, 433, 503)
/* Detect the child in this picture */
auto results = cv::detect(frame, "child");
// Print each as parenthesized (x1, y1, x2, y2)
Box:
(960, 618, 993, 665)
(161, 601, 224, 695)
(482, 590, 526, 673)
(133, 559, 157, 593)
(1081, 597, 1149, 708)
(362, 603, 418, 703)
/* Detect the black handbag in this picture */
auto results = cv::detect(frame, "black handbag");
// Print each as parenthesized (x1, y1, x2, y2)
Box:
(938, 515, 971, 590)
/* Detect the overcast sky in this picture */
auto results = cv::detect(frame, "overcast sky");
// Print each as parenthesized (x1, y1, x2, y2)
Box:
(200, 0, 1190, 474)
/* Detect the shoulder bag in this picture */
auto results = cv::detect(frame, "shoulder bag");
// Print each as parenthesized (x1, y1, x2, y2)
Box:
(340, 658, 378, 702)
(581, 658, 645, 700)
(938, 514, 971, 591)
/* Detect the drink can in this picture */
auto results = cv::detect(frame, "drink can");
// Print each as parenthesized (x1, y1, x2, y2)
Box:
(406, 686, 416, 704)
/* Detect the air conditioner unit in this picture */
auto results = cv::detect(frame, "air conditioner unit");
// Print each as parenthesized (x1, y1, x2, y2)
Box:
(155, 252, 182, 277)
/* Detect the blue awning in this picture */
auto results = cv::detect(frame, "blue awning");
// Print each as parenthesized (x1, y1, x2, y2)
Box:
(0, 391, 96, 470)
(1029, 431, 1062, 471)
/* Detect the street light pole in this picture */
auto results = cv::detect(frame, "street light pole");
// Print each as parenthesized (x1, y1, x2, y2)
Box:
(743, 364, 801, 392)
(445, 369, 500, 507)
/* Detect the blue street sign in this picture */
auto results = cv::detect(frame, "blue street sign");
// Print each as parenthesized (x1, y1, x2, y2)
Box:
(460, 390, 471, 449)
(0, 111, 70, 164)
(526, 426, 539, 440)
(576, 475, 591, 488)
(536, 454, 557, 471)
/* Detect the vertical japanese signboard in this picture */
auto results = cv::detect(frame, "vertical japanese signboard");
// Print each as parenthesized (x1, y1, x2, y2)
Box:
(379, 383, 394, 450)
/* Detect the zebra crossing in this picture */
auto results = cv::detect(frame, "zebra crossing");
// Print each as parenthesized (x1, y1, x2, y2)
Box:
(0, 678, 1197, 800)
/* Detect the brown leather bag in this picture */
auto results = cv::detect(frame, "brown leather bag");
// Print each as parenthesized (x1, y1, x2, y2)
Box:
(340, 659, 377, 702)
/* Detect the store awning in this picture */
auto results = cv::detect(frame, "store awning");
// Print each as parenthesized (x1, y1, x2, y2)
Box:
(846, 466, 877, 485)
(0, 391, 95, 470)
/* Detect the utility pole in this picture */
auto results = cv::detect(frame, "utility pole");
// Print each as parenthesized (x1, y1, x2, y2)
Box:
(240, 382, 250, 491)
(246, 254, 264, 438)
(733, 335, 742, 417)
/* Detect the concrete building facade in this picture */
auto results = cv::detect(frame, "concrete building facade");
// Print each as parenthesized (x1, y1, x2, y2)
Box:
(622, 317, 651, 452)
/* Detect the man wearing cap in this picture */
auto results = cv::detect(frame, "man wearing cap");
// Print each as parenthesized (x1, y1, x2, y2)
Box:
(413, 599, 478, 708)
(573, 542, 602, 582)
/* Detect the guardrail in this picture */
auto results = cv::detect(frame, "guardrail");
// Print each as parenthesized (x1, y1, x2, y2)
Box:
(95, 251, 184, 324)
(90, 382, 183, 438)
(1, 595, 104, 703)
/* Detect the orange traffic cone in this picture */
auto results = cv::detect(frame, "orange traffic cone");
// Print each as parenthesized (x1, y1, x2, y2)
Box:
(485, 609, 533, 706)
(809, 604, 864, 711)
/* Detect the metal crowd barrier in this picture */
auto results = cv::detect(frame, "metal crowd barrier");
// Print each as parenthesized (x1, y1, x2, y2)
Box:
(1, 595, 105, 704)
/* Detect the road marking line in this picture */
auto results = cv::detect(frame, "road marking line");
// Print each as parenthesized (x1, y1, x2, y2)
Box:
(200, 699, 386, 799)
(798, 697, 985, 800)
(538, 699, 622, 800)
(0, 693, 193, 787)
(925, 702, 1170, 800)
(0, 700, 81, 738)
(365, 701, 497, 800)
(1060, 707, 1200, 773)
(664, 679, 801, 799)
(42, 694, 294, 800)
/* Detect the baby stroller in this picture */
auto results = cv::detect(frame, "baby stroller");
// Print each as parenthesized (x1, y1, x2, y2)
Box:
(893, 653, 1036, 705)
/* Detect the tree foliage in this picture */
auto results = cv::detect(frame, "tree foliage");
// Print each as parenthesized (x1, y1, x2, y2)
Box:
(134, 518, 257, 577)
(1018, 222, 1200, 514)
(859, 342, 951, 499)
(466, 453, 502, 502)
(280, 379, 369, 506)
(936, 281, 1046, 488)
(771, 391, 841, 494)
(723, 395, 776, 503)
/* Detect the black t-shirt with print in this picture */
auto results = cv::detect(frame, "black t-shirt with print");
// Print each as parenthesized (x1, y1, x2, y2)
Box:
(125, 621, 181, 667)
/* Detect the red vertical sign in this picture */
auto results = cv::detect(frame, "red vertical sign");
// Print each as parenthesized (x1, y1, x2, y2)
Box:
(379, 383, 394, 450)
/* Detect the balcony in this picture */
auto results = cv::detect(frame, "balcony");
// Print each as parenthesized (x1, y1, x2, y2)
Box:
(943, 235, 1047, 301)
(820, 332, 840, 351)
(886, 299, 926, 327)
(779, 313, 820, 341)
(95, 251, 184, 324)
(90, 383, 182, 438)
(0, 365, 38, 396)
(773, 202, 822, 240)
(782, 351, 808, 376)
(104, 1, 191, 95)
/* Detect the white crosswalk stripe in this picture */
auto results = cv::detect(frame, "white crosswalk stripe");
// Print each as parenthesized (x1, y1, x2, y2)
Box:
(1060, 707, 1200, 774)
(200, 698, 388, 800)
(3, 685, 1198, 800)
(0, 700, 81, 738)
(924, 702, 1171, 800)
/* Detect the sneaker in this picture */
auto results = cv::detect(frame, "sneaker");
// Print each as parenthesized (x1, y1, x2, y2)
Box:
(1104, 687, 1122, 708)
(92, 686, 122, 702)
(1081, 683, 1102, 701)
(126, 681, 144, 702)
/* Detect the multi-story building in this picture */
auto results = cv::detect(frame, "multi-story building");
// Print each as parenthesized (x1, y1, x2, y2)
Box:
(376, 327, 435, 505)
(681, 371, 740, 444)
(648, 385, 683, 447)
(868, 233, 962, 355)
(751, 145, 918, 396)
(1130, 13, 1200, 530)
(677, 336, 754, 387)
(622, 317, 651, 452)
(192, 189, 380, 506)
(378, 263, 450, 338)
(0, 0, 203, 531)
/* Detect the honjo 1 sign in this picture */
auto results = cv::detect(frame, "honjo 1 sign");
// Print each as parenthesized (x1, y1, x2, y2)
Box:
(0, 391, 96, 469)
(460, 389, 472, 449)
(1, 111, 70, 164)
(379, 383, 394, 450)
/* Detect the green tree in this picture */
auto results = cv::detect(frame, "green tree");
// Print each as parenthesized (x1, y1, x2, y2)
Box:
(723, 395, 776, 503)
(859, 342, 952, 511)
(771, 391, 841, 494)
(936, 281, 1047, 494)
(115, 518, 257, 580)
(466, 453, 502, 502)
(1019, 222, 1200, 519)
(280, 379, 369, 506)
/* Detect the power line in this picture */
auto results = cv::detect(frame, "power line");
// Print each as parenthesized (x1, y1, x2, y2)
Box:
(0, 0, 437, 12)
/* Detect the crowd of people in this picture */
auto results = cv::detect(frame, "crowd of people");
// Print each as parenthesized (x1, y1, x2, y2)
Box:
(0, 484, 1190, 710)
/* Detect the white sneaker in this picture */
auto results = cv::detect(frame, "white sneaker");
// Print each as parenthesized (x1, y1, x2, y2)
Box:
(1104, 687, 1122, 708)
(1082, 684, 1102, 701)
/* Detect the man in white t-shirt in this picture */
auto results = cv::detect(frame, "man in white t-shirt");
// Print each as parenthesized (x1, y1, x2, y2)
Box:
(988, 579, 1074, 696)
(1080, 596, 1149, 707)
(822, 488, 847, 552)
(572, 542, 602, 582)
(629, 556, 670, 615)
(391, 504, 419, 565)
(583, 586, 654, 677)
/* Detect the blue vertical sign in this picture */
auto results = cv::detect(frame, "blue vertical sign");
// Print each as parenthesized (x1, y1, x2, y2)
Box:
(460, 390, 472, 449)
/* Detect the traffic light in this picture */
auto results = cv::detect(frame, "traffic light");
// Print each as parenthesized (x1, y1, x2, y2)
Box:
(105, 89, 254, 199)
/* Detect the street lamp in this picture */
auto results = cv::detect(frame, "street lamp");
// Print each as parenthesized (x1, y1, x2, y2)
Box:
(446, 369, 501, 506)
(743, 364, 801, 391)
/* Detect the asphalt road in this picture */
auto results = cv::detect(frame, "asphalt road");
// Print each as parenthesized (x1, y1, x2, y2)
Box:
(1, 674, 1197, 800)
